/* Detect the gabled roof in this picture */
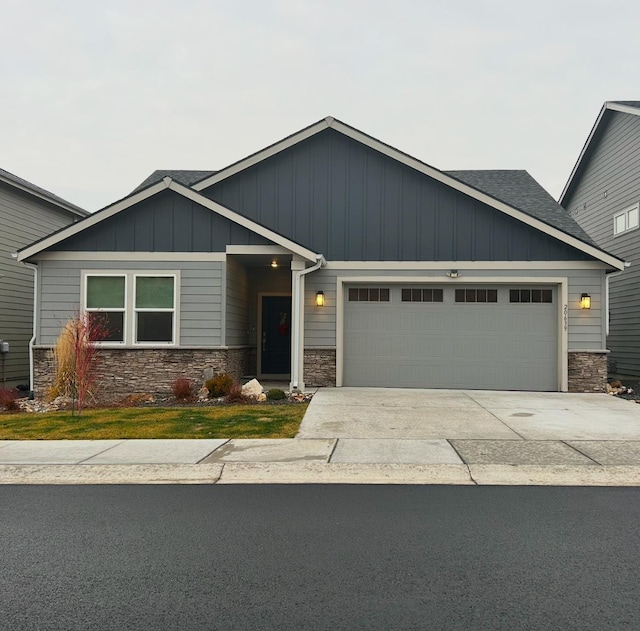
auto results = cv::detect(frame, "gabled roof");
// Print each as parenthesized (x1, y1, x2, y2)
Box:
(17, 178, 319, 263)
(559, 101, 640, 205)
(132, 169, 216, 193)
(0, 167, 87, 218)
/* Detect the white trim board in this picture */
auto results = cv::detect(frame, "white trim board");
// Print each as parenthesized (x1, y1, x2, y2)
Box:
(33, 252, 228, 261)
(17, 179, 319, 263)
(323, 260, 612, 270)
(334, 275, 569, 391)
(194, 117, 623, 270)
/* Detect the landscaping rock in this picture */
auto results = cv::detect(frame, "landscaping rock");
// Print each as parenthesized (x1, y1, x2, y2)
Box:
(197, 386, 209, 402)
(241, 379, 263, 399)
(257, 393, 267, 403)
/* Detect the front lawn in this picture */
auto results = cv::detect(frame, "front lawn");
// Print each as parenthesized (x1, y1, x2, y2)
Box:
(0, 405, 307, 440)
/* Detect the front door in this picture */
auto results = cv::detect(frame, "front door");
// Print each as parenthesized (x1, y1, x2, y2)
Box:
(260, 296, 292, 376)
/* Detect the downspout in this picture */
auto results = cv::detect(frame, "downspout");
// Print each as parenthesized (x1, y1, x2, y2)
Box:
(292, 254, 326, 390)
(606, 262, 630, 334)
(23, 261, 38, 399)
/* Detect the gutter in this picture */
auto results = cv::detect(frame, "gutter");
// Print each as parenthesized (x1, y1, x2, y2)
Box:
(292, 254, 326, 390)
(21, 260, 38, 398)
(606, 262, 631, 335)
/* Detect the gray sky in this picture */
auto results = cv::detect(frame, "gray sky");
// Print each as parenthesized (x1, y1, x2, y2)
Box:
(1, 0, 638, 212)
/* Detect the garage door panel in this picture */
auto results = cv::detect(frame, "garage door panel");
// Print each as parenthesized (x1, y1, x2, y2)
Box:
(343, 285, 558, 391)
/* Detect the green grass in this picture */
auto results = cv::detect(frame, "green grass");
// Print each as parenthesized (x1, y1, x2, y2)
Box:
(0, 405, 308, 440)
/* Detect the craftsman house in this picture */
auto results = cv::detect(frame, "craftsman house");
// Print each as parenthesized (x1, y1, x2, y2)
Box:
(0, 168, 87, 388)
(560, 101, 640, 376)
(17, 117, 624, 394)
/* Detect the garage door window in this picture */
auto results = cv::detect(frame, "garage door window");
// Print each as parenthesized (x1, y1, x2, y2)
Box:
(348, 288, 390, 302)
(509, 289, 552, 303)
(455, 288, 497, 303)
(401, 288, 443, 302)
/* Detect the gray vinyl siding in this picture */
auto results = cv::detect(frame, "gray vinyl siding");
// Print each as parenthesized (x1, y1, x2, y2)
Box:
(203, 129, 591, 262)
(225, 258, 249, 346)
(51, 190, 272, 252)
(563, 110, 640, 373)
(37, 260, 223, 347)
(303, 267, 605, 350)
(0, 183, 81, 385)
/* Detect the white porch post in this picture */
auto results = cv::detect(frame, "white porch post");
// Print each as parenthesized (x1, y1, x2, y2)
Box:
(290, 258, 306, 391)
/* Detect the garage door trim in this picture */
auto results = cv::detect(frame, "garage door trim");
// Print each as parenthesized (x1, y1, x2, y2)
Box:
(335, 275, 569, 391)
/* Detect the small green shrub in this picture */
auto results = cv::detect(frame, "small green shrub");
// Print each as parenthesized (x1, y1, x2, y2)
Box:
(266, 388, 286, 401)
(171, 378, 193, 401)
(205, 372, 234, 398)
(225, 383, 248, 404)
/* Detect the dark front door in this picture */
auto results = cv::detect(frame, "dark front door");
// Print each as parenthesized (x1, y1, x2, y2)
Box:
(261, 296, 292, 375)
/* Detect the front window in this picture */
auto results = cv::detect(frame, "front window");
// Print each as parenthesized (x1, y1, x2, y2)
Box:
(85, 275, 126, 342)
(134, 276, 175, 343)
(83, 272, 178, 345)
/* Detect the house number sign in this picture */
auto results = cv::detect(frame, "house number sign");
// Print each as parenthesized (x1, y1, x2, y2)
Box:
(563, 304, 568, 332)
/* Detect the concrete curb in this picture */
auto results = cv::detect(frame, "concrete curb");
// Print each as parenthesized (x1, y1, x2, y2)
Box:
(2, 463, 640, 485)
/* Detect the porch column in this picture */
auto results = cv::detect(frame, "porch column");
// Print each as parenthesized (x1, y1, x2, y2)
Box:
(290, 258, 306, 391)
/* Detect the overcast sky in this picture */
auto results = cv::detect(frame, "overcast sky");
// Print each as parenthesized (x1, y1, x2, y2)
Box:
(1, 0, 638, 212)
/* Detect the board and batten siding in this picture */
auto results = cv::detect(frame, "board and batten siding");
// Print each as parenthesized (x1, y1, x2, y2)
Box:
(51, 190, 272, 253)
(564, 109, 640, 374)
(303, 267, 606, 350)
(37, 259, 224, 347)
(203, 128, 591, 263)
(0, 183, 81, 385)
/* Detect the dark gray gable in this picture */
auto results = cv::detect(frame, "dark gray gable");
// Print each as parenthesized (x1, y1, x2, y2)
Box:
(51, 189, 272, 252)
(200, 129, 591, 261)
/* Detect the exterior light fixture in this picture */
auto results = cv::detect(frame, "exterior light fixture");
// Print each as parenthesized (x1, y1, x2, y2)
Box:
(271, 259, 278, 268)
(580, 293, 591, 309)
(446, 270, 460, 278)
(316, 291, 325, 307)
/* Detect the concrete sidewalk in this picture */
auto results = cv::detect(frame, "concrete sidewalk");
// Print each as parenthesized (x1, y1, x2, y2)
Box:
(2, 436, 640, 486)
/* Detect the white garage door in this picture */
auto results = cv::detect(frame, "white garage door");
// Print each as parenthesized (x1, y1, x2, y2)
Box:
(343, 284, 558, 391)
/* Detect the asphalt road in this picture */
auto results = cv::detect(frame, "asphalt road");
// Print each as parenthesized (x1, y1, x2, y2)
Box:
(1, 485, 640, 630)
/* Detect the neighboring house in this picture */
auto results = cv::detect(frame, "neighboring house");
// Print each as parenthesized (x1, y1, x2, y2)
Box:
(560, 101, 640, 376)
(0, 168, 87, 389)
(17, 117, 624, 395)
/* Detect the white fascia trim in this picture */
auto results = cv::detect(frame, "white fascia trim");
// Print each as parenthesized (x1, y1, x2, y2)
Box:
(192, 119, 332, 191)
(168, 180, 317, 262)
(226, 245, 291, 255)
(323, 260, 611, 270)
(335, 275, 569, 391)
(0, 173, 87, 218)
(559, 102, 640, 205)
(17, 180, 169, 261)
(34, 251, 227, 261)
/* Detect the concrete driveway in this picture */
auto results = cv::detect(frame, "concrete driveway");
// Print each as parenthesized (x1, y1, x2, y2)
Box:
(297, 388, 640, 441)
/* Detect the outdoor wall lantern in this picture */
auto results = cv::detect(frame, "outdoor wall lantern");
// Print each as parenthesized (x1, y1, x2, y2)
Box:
(316, 291, 325, 307)
(580, 293, 591, 309)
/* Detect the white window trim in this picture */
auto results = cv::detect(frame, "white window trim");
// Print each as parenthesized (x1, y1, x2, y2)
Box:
(81, 270, 180, 347)
(133, 274, 177, 346)
(613, 203, 639, 236)
(83, 273, 128, 345)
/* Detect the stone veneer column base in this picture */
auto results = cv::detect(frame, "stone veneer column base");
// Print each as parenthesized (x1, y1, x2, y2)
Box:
(303, 348, 336, 387)
(567, 350, 608, 393)
(33, 347, 253, 398)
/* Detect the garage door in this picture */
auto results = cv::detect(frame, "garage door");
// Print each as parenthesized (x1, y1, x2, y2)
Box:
(343, 284, 558, 391)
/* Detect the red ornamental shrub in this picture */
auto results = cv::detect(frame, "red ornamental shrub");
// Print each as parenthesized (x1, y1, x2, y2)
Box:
(0, 388, 18, 412)
(172, 378, 193, 401)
